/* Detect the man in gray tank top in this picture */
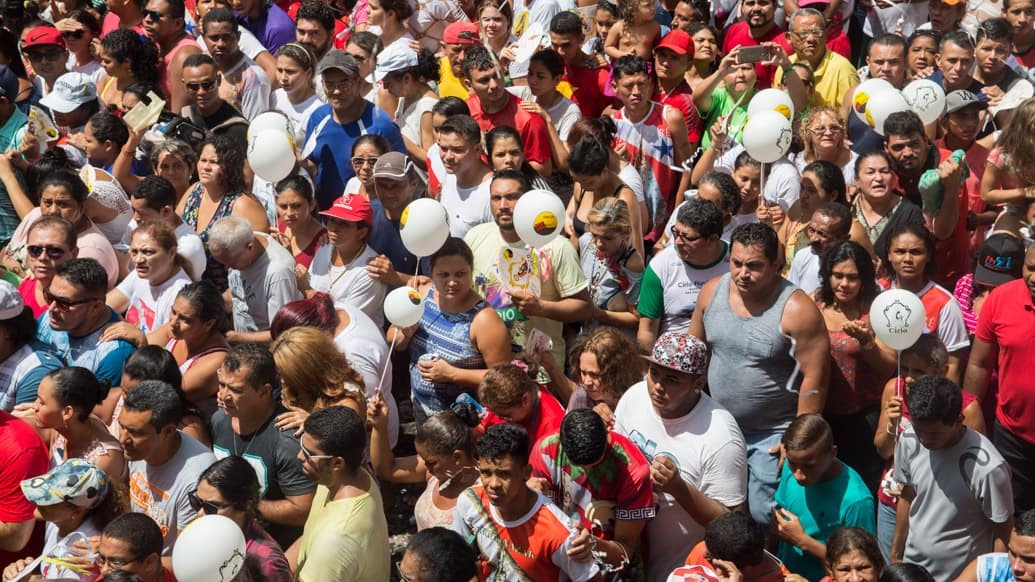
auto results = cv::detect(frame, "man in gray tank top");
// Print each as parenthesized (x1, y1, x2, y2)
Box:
(689, 222, 830, 525)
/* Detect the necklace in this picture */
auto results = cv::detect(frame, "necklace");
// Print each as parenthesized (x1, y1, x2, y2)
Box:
(329, 243, 367, 290)
(233, 420, 257, 457)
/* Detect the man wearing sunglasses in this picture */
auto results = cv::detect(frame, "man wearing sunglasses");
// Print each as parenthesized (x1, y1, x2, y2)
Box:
(179, 53, 249, 149)
(142, 0, 201, 112)
(288, 406, 391, 581)
(36, 258, 137, 388)
(22, 26, 69, 99)
(637, 198, 729, 353)
(96, 513, 170, 582)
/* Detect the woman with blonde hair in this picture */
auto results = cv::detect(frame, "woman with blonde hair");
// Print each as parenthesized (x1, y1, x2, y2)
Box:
(981, 98, 1035, 207)
(269, 326, 367, 433)
(790, 106, 858, 187)
(578, 197, 643, 333)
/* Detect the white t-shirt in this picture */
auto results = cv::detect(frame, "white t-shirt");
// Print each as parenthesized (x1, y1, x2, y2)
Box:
(639, 242, 730, 335)
(272, 89, 324, 146)
(508, 0, 572, 78)
(439, 175, 493, 238)
(411, 0, 469, 53)
(397, 95, 438, 147)
(789, 149, 857, 187)
(229, 233, 303, 332)
(788, 246, 822, 295)
(116, 268, 192, 334)
(128, 432, 217, 553)
(614, 382, 748, 581)
(886, 281, 971, 352)
(619, 163, 645, 203)
(308, 243, 386, 327)
(219, 54, 271, 121)
(120, 221, 207, 281)
(715, 144, 801, 212)
(508, 86, 583, 141)
(333, 302, 399, 447)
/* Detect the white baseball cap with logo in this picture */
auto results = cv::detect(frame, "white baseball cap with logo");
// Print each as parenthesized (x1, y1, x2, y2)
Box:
(40, 72, 99, 114)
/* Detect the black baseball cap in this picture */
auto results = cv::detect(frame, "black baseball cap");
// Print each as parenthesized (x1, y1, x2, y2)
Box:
(974, 233, 1024, 286)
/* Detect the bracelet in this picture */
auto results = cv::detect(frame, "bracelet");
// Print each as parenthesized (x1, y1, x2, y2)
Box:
(886, 421, 896, 435)
(782, 64, 796, 75)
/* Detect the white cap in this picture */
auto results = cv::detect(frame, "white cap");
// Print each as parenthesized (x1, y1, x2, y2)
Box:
(367, 42, 419, 84)
(40, 72, 98, 113)
(0, 280, 24, 319)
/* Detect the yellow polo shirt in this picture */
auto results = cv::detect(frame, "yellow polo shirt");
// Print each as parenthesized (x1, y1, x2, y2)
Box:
(437, 56, 469, 100)
(775, 49, 859, 109)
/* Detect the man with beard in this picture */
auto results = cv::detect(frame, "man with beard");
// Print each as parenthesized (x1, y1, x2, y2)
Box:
(722, 0, 782, 88)
(121, 380, 216, 559)
(843, 34, 907, 155)
(210, 343, 315, 548)
(201, 8, 270, 120)
(882, 111, 968, 287)
(142, 0, 200, 112)
(776, 8, 857, 108)
(464, 170, 591, 369)
(689, 222, 829, 527)
(787, 202, 852, 294)
(295, 0, 339, 62)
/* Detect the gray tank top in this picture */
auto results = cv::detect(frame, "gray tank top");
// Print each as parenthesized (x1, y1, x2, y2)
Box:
(703, 273, 801, 434)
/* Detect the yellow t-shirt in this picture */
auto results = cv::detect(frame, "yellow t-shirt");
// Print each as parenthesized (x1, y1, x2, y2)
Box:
(464, 222, 589, 369)
(438, 56, 469, 100)
(774, 50, 859, 110)
(297, 476, 390, 582)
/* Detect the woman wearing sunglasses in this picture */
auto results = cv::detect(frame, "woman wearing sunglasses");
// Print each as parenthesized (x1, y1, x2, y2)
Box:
(343, 134, 392, 199)
(19, 216, 77, 317)
(56, 10, 104, 83)
(190, 456, 291, 582)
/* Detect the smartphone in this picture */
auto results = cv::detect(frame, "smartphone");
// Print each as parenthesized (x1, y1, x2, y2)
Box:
(737, 45, 772, 64)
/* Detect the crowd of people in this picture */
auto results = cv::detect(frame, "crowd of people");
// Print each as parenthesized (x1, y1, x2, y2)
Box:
(0, 0, 1031, 579)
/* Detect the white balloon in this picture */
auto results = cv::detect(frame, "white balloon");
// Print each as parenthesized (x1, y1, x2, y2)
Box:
(384, 286, 425, 327)
(747, 88, 795, 121)
(513, 189, 566, 248)
(850, 78, 896, 124)
(868, 289, 926, 350)
(172, 515, 246, 582)
(246, 111, 291, 141)
(247, 129, 296, 183)
(864, 89, 910, 136)
(400, 198, 450, 257)
(742, 110, 793, 163)
(902, 79, 946, 125)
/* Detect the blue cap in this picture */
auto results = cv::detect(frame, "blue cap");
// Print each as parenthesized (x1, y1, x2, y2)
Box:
(0, 66, 19, 101)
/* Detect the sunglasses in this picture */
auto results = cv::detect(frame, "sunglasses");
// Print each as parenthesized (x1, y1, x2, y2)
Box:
(300, 440, 334, 461)
(60, 29, 85, 40)
(184, 79, 217, 92)
(143, 9, 166, 21)
(26, 244, 67, 259)
(43, 289, 98, 310)
(187, 490, 229, 514)
(25, 49, 65, 62)
(351, 157, 378, 167)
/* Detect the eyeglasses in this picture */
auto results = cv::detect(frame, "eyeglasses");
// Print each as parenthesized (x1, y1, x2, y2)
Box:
(322, 78, 356, 92)
(351, 157, 378, 167)
(396, 561, 414, 582)
(300, 440, 334, 461)
(143, 9, 166, 21)
(184, 79, 217, 92)
(792, 29, 825, 39)
(670, 225, 704, 244)
(187, 490, 230, 514)
(97, 553, 140, 570)
(43, 289, 99, 310)
(60, 29, 85, 40)
(26, 244, 67, 259)
(25, 49, 65, 62)
(810, 125, 843, 136)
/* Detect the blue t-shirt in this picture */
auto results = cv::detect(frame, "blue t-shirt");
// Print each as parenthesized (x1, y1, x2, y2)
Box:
(774, 461, 876, 581)
(237, 3, 295, 54)
(0, 341, 64, 411)
(36, 309, 136, 387)
(367, 199, 419, 277)
(304, 103, 406, 209)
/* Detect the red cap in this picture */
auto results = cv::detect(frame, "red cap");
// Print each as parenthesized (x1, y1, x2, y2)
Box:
(320, 193, 373, 226)
(655, 29, 694, 57)
(444, 22, 480, 46)
(23, 26, 65, 49)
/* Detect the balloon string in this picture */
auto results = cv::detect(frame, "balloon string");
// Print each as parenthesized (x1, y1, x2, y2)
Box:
(894, 349, 902, 445)
(758, 161, 767, 212)
(375, 259, 423, 398)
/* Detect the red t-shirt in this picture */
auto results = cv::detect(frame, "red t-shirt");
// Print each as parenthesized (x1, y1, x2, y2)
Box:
(976, 278, 1035, 444)
(563, 63, 612, 118)
(0, 411, 50, 568)
(482, 388, 565, 449)
(937, 138, 991, 253)
(17, 278, 46, 318)
(469, 94, 552, 165)
(100, 12, 146, 37)
(287, 3, 350, 48)
(657, 81, 703, 149)
(677, 541, 789, 581)
(721, 22, 782, 88)
(530, 431, 655, 538)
